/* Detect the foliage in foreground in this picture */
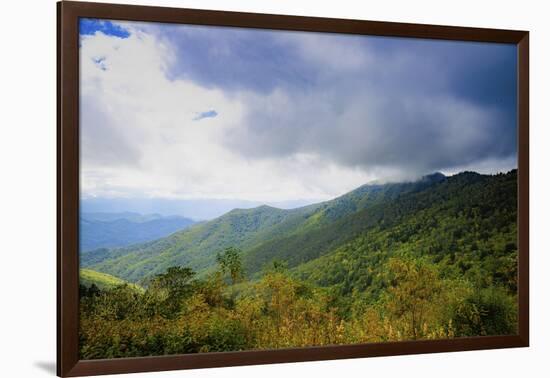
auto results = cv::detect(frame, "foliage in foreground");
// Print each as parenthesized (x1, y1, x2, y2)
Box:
(80, 251, 516, 359)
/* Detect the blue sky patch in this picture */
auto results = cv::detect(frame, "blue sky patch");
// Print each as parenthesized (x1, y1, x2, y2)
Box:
(80, 18, 130, 38)
(193, 110, 218, 121)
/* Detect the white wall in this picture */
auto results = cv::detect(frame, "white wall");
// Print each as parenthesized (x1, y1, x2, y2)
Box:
(1, 0, 548, 376)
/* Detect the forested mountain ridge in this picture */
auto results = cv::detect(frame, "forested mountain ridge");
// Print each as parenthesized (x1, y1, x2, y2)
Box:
(293, 170, 517, 298)
(81, 204, 318, 281)
(81, 172, 448, 282)
(241, 173, 450, 274)
(82, 171, 515, 286)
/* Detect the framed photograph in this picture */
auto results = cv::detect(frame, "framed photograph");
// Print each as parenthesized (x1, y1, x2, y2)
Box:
(57, 1, 529, 376)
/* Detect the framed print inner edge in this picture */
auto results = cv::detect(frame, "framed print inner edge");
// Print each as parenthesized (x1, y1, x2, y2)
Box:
(57, 1, 529, 377)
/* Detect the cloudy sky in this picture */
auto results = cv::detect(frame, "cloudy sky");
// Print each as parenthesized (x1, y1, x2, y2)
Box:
(79, 18, 517, 206)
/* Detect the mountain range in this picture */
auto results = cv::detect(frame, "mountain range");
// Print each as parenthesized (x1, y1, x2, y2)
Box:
(81, 197, 321, 221)
(81, 170, 517, 291)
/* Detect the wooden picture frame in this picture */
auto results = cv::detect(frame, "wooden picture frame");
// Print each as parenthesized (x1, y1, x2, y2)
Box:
(57, 1, 529, 376)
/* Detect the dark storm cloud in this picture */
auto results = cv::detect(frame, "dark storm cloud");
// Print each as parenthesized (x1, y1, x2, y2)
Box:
(151, 24, 315, 93)
(150, 24, 517, 177)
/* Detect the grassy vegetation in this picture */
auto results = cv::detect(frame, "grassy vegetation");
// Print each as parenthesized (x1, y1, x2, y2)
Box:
(80, 268, 143, 292)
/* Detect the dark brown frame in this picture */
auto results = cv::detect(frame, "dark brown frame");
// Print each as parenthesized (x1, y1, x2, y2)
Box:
(57, 1, 529, 376)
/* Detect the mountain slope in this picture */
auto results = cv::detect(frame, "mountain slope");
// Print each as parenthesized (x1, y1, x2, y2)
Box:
(292, 170, 517, 297)
(80, 213, 196, 251)
(241, 173, 447, 274)
(82, 204, 319, 282)
(82, 173, 447, 283)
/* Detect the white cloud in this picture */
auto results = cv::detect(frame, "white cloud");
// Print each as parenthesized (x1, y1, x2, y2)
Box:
(80, 25, 374, 202)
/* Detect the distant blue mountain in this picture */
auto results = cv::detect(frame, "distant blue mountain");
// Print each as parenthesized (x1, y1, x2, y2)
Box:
(80, 212, 196, 252)
(81, 198, 321, 221)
